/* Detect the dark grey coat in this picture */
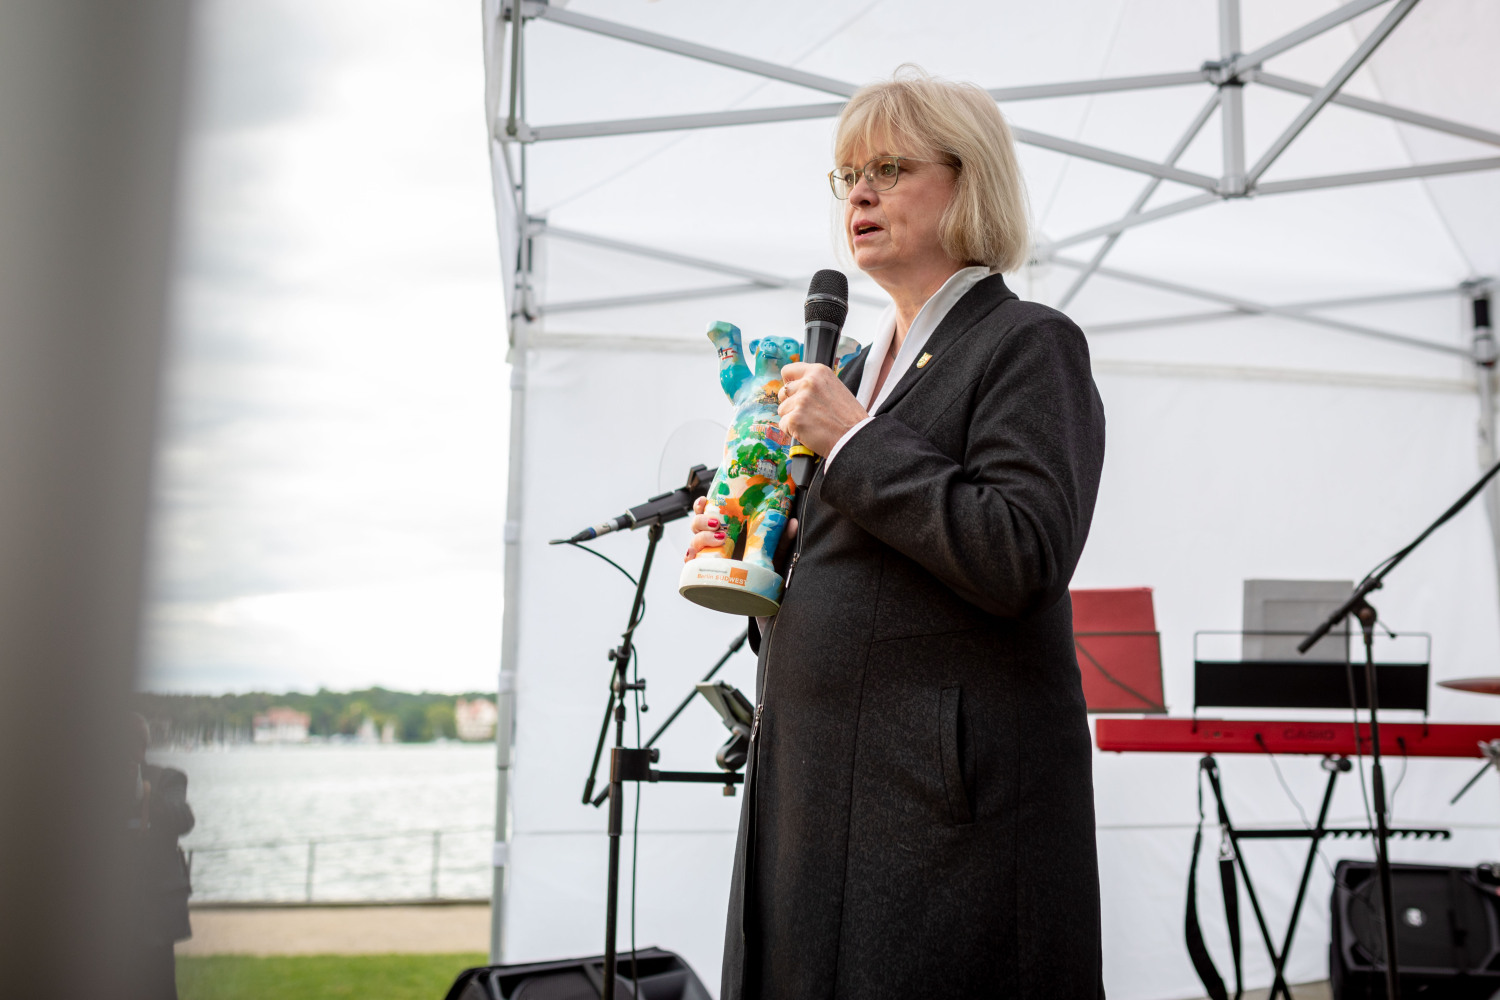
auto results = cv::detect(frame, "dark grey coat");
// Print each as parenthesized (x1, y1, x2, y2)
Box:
(132, 764, 195, 946)
(723, 275, 1107, 999)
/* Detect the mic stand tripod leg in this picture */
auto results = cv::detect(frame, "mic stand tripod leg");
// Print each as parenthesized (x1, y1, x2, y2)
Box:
(1355, 601, 1401, 1000)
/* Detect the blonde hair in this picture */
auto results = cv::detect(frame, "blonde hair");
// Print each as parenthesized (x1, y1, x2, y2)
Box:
(833, 66, 1030, 273)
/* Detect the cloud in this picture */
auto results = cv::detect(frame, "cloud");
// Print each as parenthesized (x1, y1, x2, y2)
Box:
(142, 0, 508, 694)
(147, 571, 505, 693)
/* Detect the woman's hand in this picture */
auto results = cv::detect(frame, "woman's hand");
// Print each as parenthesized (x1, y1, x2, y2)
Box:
(684, 495, 727, 562)
(683, 495, 799, 572)
(777, 362, 867, 456)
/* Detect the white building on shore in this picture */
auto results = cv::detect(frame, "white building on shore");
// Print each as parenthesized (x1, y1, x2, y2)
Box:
(252, 706, 310, 744)
(455, 698, 497, 742)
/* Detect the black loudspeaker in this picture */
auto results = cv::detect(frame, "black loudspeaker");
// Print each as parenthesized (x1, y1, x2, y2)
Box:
(443, 947, 711, 1000)
(1331, 859, 1500, 999)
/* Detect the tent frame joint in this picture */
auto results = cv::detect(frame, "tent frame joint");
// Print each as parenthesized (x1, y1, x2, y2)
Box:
(1201, 58, 1247, 89)
(501, 0, 547, 22)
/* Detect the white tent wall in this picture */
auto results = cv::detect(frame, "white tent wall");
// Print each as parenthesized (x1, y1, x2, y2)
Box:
(482, 1, 1500, 996)
(497, 339, 1500, 998)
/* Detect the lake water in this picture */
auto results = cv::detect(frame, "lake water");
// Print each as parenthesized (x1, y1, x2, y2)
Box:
(153, 743, 497, 903)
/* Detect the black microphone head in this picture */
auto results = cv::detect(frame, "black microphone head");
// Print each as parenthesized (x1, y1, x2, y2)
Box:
(804, 269, 849, 327)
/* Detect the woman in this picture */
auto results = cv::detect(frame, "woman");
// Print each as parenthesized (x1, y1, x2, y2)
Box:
(688, 68, 1107, 999)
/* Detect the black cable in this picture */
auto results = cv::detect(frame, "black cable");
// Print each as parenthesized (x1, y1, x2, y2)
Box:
(1388, 740, 1409, 818)
(1345, 655, 1377, 832)
(1258, 735, 1313, 830)
(563, 537, 650, 994)
(1335, 647, 1393, 933)
(1257, 735, 1387, 932)
(560, 539, 641, 587)
(631, 665, 642, 1000)
(560, 539, 650, 649)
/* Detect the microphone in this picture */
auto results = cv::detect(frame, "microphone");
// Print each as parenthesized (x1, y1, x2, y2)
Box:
(551, 464, 716, 544)
(788, 269, 850, 487)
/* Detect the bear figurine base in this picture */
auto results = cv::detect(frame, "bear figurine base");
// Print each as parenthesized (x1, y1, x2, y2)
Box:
(678, 557, 783, 617)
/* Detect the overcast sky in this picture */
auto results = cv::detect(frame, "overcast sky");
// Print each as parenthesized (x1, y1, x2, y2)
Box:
(141, 1, 509, 695)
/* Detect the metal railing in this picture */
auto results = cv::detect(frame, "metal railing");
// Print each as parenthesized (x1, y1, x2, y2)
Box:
(184, 826, 492, 904)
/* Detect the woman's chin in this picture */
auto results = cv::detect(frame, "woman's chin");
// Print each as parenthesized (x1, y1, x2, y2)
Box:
(851, 247, 892, 276)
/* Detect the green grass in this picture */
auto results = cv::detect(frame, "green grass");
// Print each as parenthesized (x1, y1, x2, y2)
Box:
(178, 952, 488, 1000)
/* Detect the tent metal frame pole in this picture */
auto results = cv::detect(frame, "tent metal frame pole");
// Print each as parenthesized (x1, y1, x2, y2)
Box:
(1250, 71, 1500, 149)
(536, 223, 888, 309)
(1245, 0, 1420, 186)
(1057, 92, 1220, 308)
(543, 1, 1216, 107)
(1084, 287, 1459, 333)
(1470, 287, 1500, 612)
(491, 0, 534, 966)
(987, 71, 1207, 101)
(1255, 156, 1500, 195)
(523, 103, 847, 142)
(1228, 0, 1395, 75)
(533, 3, 857, 97)
(520, 72, 1215, 143)
(1288, 286, 1460, 310)
(542, 224, 787, 287)
(525, 112, 1223, 191)
(544, 284, 774, 315)
(1010, 127, 1219, 190)
(1036, 192, 1220, 254)
(1218, 0, 1247, 197)
(1052, 255, 1473, 357)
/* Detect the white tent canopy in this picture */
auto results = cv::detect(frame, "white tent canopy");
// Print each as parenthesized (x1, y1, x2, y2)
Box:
(480, 2, 1500, 996)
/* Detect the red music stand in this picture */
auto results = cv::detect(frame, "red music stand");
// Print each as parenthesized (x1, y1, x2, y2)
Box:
(1072, 587, 1165, 714)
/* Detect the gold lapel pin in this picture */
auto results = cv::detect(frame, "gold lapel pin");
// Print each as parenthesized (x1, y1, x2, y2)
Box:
(916, 352, 933, 369)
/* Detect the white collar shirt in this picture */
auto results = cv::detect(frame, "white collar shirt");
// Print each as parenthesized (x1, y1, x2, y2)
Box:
(825, 265, 993, 466)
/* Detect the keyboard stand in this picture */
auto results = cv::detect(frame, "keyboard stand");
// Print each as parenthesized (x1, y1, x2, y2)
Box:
(1198, 753, 1449, 1000)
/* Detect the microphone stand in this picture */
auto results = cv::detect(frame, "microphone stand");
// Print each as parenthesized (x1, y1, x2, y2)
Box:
(589, 627, 749, 808)
(576, 523, 746, 1000)
(1299, 454, 1500, 1000)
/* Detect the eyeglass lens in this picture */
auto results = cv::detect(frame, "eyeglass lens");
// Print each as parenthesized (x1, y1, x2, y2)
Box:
(831, 156, 901, 199)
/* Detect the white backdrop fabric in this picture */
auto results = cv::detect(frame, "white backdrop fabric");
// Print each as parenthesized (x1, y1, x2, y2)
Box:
(484, 2, 1500, 997)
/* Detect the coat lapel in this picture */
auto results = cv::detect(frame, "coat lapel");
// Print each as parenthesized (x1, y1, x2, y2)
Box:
(876, 273, 1016, 415)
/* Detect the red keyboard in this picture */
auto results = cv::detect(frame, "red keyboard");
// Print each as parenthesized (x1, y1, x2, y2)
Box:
(1095, 717, 1500, 758)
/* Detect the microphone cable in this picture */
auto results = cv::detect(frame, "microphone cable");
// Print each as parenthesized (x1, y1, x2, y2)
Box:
(557, 534, 647, 994)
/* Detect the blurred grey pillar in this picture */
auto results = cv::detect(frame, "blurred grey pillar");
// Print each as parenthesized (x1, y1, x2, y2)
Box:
(0, 2, 192, 996)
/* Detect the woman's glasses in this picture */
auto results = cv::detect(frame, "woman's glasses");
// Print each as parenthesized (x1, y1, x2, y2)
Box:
(828, 155, 946, 200)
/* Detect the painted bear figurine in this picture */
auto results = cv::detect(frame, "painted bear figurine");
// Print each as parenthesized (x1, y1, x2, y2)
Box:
(680, 320, 864, 615)
(678, 321, 802, 616)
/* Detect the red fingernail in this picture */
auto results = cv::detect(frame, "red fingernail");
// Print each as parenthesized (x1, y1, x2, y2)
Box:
(707, 518, 719, 528)
(714, 531, 726, 540)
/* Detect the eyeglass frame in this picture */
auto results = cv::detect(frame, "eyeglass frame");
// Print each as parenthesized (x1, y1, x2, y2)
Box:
(827, 155, 952, 200)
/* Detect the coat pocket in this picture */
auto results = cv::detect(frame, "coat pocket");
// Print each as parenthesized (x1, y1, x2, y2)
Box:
(939, 686, 973, 825)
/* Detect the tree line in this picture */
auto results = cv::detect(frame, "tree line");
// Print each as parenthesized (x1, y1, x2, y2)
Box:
(133, 687, 496, 745)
